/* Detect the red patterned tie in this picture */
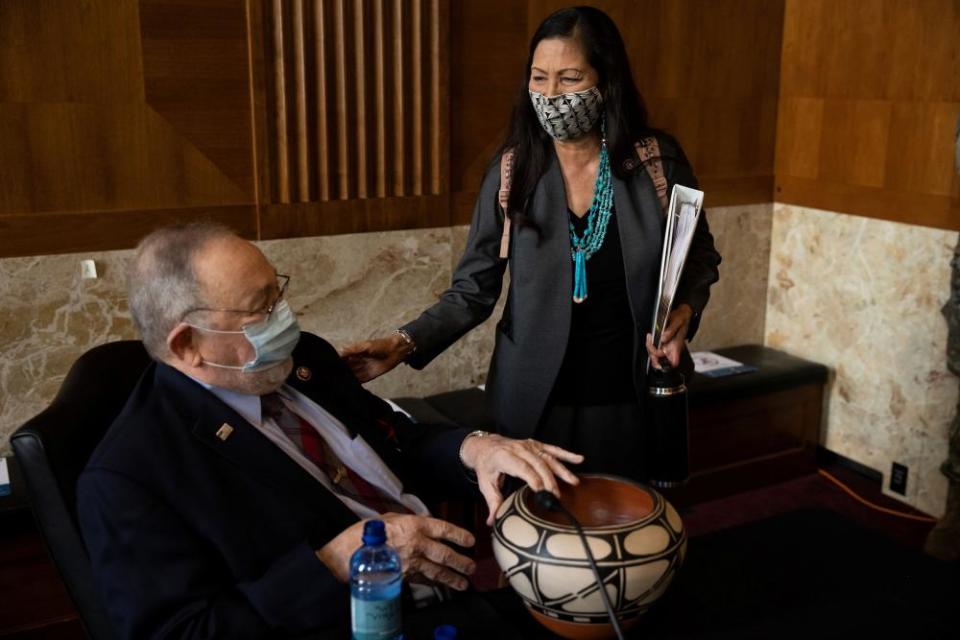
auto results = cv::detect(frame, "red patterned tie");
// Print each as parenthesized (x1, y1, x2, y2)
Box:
(261, 393, 411, 514)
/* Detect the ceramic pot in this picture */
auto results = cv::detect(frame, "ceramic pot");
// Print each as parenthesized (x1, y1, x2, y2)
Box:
(492, 474, 686, 640)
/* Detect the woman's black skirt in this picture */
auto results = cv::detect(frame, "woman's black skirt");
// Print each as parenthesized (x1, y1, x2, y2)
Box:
(535, 400, 646, 482)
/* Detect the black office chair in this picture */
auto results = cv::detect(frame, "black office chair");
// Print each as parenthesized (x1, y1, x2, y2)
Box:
(11, 340, 152, 640)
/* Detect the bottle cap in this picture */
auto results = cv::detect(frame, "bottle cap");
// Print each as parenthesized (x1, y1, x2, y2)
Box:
(362, 519, 387, 546)
(434, 624, 457, 640)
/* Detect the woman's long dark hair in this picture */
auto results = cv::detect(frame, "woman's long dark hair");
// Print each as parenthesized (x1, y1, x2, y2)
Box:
(500, 6, 650, 228)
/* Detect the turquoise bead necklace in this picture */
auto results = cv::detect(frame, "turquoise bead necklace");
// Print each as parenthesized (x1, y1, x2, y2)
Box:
(568, 128, 614, 303)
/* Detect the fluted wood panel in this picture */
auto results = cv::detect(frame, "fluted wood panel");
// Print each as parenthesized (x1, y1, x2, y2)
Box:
(260, 0, 447, 205)
(775, 0, 960, 230)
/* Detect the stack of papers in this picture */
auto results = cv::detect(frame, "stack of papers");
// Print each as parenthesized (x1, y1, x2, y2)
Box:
(650, 185, 705, 350)
(692, 351, 758, 378)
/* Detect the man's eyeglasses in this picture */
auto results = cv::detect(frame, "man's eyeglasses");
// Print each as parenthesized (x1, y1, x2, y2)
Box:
(182, 274, 291, 322)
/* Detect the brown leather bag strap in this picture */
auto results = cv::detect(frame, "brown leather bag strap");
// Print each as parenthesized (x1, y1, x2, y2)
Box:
(635, 136, 669, 213)
(498, 148, 515, 259)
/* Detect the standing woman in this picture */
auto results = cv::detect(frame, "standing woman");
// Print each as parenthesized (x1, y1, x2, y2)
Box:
(342, 6, 720, 484)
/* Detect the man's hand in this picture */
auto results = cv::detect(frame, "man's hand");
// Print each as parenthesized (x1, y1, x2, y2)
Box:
(646, 304, 693, 369)
(460, 434, 584, 526)
(339, 334, 414, 383)
(315, 513, 476, 590)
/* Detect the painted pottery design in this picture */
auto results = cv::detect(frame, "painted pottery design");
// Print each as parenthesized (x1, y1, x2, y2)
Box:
(492, 475, 686, 640)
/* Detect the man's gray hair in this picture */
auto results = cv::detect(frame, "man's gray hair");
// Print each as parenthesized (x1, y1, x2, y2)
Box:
(128, 222, 238, 359)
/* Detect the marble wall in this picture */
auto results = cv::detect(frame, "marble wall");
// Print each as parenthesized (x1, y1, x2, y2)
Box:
(0, 250, 136, 453)
(260, 225, 505, 401)
(766, 204, 957, 517)
(0, 204, 763, 454)
(688, 203, 773, 350)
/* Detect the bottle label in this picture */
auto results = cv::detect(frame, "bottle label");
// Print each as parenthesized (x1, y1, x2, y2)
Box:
(351, 595, 402, 640)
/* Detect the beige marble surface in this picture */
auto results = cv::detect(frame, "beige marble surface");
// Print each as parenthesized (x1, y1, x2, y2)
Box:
(0, 207, 754, 454)
(259, 227, 504, 401)
(689, 203, 772, 350)
(766, 204, 956, 517)
(0, 250, 137, 454)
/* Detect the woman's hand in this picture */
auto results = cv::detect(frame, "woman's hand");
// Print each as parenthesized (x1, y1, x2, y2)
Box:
(316, 513, 477, 591)
(339, 333, 414, 382)
(646, 303, 693, 369)
(459, 434, 584, 526)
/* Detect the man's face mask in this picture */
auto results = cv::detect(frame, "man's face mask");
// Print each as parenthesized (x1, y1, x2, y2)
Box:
(529, 86, 603, 141)
(187, 300, 301, 372)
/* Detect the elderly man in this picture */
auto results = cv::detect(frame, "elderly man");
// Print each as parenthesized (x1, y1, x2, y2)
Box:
(77, 223, 582, 639)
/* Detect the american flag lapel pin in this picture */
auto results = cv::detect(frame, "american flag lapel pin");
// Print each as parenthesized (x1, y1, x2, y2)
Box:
(216, 423, 234, 442)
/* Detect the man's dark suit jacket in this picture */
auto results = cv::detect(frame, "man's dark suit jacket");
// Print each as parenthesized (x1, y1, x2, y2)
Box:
(77, 332, 474, 639)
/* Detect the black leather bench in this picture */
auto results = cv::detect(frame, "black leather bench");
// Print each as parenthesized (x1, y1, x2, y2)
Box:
(394, 345, 829, 505)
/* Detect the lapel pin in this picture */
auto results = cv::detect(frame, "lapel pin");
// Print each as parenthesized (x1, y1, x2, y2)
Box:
(296, 366, 312, 381)
(215, 423, 234, 442)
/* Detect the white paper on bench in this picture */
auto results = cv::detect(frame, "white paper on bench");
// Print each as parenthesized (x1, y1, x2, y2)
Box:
(691, 351, 745, 373)
(0, 457, 10, 496)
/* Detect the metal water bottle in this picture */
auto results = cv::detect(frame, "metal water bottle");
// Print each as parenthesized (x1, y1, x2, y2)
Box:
(647, 363, 690, 488)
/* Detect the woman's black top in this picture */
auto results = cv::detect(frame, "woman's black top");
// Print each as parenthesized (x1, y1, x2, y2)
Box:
(551, 208, 637, 406)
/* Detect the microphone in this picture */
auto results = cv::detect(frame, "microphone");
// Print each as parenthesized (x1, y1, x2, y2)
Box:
(532, 489, 562, 512)
(533, 490, 625, 640)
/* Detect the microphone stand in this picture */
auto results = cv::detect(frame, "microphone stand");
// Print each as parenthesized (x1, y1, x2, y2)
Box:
(534, 490, 625, 640)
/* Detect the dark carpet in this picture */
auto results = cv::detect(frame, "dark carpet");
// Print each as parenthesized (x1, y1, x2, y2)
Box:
(640, 508, 956, 638)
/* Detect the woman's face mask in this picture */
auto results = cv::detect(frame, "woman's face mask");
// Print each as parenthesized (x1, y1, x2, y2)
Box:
(529, 86, 603, 141)
(187, 300, 301, 372)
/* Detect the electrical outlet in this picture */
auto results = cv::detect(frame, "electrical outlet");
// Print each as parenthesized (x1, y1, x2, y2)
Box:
(889, 462, 908, 496)
(80, 259, 98, 279)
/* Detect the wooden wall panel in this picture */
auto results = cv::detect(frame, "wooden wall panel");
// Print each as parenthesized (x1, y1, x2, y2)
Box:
(254, 0, 449, 239)
(448, 0, 529, 198)
(0, 206, 257, 259)
(140, 0, 256, 197)
(775, 0, 960, 230)
(8, 0, 953, 255)
(0, 0, 144, 103)
(0, 0, 256, 257)
(0, 0, 453, 257)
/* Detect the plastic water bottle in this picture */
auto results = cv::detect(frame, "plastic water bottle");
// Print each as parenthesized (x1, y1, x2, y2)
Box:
(350, 520, 404, 640)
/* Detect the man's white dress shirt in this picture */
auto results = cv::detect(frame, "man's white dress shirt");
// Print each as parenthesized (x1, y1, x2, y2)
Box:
(193, 378, 430, 519)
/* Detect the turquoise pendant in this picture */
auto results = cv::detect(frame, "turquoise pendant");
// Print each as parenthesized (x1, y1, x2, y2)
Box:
(573, 250, 588, 303)
(567, 130, 613, 304)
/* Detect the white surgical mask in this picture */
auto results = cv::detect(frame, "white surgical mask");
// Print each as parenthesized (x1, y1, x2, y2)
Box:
(529, 86, 603, 141)
(187, 300, 301, 372)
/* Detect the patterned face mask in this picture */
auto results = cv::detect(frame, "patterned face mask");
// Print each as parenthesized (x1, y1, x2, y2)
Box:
(528, 86, 603, 141)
